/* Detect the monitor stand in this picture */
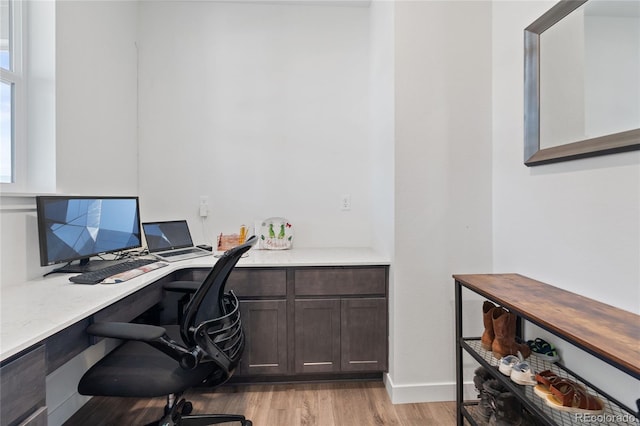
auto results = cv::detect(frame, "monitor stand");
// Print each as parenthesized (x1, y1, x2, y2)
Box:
(48, 258, 127, 275)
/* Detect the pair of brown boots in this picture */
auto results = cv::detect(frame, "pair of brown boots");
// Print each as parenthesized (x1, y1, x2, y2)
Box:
(481, 301, 531, 359)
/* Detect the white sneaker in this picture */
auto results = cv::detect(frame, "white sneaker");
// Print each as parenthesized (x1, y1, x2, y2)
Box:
(498, 355, 520, 376)
(510, 361, 537, 386)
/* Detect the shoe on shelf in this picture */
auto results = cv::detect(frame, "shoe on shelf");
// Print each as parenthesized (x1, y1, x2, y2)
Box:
(482, 301, 499, 350)
(534, 370, 562, 397)
(484, 380, 532, 426)
(474, 366, 494, 391)
(534, 370, 585, 399)
(473, 366, 495, 421)
(546, 379, 604, 415)
(491, 307, 531, 359)
(510, 361, 537, 386)
(527, 338, 560, 363)
(498, 355, 521, 376)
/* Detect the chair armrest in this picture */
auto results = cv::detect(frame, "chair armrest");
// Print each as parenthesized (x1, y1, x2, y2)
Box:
(87, 321, 167, 342)
(87, 322, 201, 369)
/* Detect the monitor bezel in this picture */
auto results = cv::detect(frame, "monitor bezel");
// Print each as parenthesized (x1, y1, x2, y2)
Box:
(36, 195, 142, 268)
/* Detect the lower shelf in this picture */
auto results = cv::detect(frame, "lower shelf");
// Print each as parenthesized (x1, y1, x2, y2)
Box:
(461, 339, 639, 426)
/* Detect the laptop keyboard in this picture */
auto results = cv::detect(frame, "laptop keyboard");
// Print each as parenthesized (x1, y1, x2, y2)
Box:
(163, 248, 202, 257)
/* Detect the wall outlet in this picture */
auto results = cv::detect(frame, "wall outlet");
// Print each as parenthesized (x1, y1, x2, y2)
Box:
(341, 194, 351, 211)
(199, 196, 209, 217)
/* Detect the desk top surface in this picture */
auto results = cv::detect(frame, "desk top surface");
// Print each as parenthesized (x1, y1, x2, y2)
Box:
(1, 247, 389, 362)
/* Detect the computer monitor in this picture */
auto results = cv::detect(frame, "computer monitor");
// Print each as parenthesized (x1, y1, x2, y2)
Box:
(36, 195, 142, 273)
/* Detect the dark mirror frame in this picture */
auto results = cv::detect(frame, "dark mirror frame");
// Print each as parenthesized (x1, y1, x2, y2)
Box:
(524, 0, 640, 167)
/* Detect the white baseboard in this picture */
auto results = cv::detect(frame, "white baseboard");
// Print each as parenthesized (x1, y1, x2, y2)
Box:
(383, 373, 477, 404)
(47, 392, 92, 426)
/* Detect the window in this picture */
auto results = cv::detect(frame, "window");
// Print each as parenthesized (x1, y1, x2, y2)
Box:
(1, 0, 22, 185)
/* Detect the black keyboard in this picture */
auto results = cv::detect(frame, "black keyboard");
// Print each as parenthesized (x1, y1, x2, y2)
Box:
(69, 259, 157, 284)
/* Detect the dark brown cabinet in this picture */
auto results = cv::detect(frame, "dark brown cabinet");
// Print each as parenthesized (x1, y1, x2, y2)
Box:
(294, 299, 342, 373)
(0, 345, 47, 426)
(293, 266, 388, 377)
(294, 297, 388, 374)
(239, 299, 288, 376)
(226, 265, 388, 381)
(340, 298, 387, 372)
(226, 268, 288, 377)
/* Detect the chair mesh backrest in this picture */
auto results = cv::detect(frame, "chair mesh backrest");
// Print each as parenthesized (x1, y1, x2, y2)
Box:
(180, 236, 256, 346)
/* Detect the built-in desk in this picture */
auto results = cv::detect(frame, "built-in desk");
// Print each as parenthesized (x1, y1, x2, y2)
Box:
(0, 248, 390, 426)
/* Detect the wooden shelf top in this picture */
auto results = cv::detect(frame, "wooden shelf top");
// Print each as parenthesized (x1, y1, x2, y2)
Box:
(453, 273, 640, 379)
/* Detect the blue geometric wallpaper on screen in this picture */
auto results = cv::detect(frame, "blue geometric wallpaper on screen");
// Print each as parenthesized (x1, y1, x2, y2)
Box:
(44, 198, 140, 261)
(143, 222, 193, 251)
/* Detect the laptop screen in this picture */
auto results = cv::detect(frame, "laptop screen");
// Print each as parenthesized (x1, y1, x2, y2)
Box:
(143, 220, 194, 252)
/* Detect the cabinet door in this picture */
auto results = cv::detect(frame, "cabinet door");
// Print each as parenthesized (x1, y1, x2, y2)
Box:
(239, 300, 288, 376)
(341, 298, 387, 372)
(294, 299, 341, 373)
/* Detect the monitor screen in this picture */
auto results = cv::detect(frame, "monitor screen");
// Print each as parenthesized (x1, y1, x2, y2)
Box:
(36, 196, 142, 267)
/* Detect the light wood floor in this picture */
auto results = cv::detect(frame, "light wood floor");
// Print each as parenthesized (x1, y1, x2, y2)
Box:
(64, 381, 457, 425)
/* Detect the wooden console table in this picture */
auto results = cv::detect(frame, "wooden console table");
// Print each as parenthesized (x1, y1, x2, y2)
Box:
(454, 273, 639, 426)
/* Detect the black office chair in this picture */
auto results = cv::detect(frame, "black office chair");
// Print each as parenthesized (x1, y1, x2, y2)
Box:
(78, 236, 257, 426)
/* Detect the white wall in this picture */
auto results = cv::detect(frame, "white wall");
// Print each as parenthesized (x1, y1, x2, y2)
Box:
(369, 0, 394, 258)
(55, 0, 139, 196)
(390, 0, 493, 403)
(136, 1, 372, 248)
(0, 0, 139, 286)
(369, 0, 395, 395)
(492, 0, 640, 409)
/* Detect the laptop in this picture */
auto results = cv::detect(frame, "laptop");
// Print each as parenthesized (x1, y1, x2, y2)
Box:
(142, 220, 212, 262)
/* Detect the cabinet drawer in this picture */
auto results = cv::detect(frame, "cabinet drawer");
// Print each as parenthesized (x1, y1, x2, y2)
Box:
(227, 268, 287, 298)
(1, 346, 46, 426)
(46, 318, 91, 373)
(294, 267, 387, 296)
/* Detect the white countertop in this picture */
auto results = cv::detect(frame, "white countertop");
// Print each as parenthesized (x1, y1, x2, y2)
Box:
(0, 247, 389, 362)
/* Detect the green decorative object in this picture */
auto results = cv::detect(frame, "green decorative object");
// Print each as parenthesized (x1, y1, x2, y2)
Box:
(259, 217, 293, 250)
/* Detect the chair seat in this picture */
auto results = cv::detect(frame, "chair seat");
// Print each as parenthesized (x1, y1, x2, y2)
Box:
(78, 325, 214, 398)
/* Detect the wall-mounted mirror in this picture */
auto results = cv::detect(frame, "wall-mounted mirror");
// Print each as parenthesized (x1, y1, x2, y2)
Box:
(524, 0, 640, 166)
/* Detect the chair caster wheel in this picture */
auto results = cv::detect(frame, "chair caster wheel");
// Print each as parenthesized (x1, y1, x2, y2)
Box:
(182, 401, 193, 416)
(243, 421, 253, 426)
